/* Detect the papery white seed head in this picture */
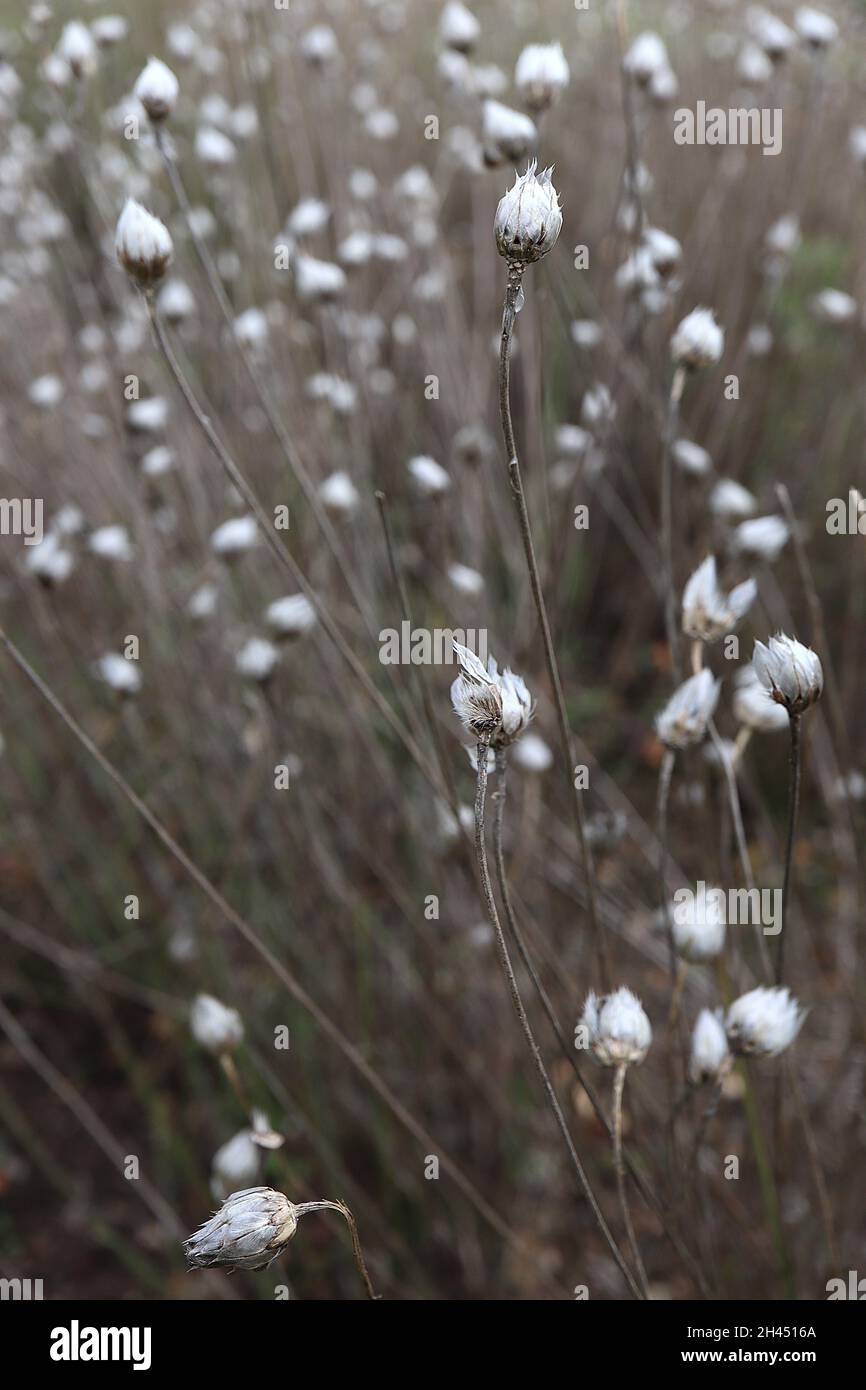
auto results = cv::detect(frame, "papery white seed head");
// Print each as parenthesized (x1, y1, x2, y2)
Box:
(682, 555, 757, 643)
(671, 886, 727, 962)
(134, 56, 179, 122)
(733, 665, 790, 732)
(408, 455, 451, 495)
(287, 197, 331, 238)
(95, 652, 141, 695)
(623, 31, 669, 83)
(690, 1009, 731, 1084)
(190, 994, 244, 1054)
(795, 6, 838, 47)
(482, 99, 537, 166)
(642, 225, 682, 275)
(765, 212, 800, 258)
(447, 562, 485, 595)
(849, 125, 866, 167)
(211, 1130, 261, 1198)
(300, 24, 339, 66)
(236, 636, 280, 683)
(514, 42, 570, 112)
(184, 1187, 297, 1270)
(57, 21, 98, 80)
(210, 515, 259, 557)
(671, 306, 724, 369)
(294, 253, 347, 302)
(195, 126, 236, 167)
(88, 524, 134, 562)
(25, 532, 74, 586)
(752, 634, 823, 715)
(319, 470, 360, 515)
(581, 987, 652, 1067)
(812, 288, 857, 324)
(450, 642, 533, 748)
(156, 278, 196, 322)
(738, 40, 774, 83)
(710, 477, 757, 519)
(494, 160, 562, 263)
(115, 199, 173, 290)
(749, 10, 796, 60)
(655, 669, 721, 750)
(732, 514, 790, 562)
(92, 16, 129, 49)
(265, 593, 318, 637)
(673, 438, 712, 477)
(440, 1, 481, 54)
(512, 731, 553, 773)
(726, 986, 805, 1056)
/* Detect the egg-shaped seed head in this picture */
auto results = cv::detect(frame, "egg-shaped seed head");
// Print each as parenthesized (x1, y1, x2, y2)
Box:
(115, 199, 173, 291)
(494, 161, 562, 264)
(134, 56, 179, 122)
(725, 986, 805, 1057)
(184, 1187, 298, 1271)
(190, 993, 244, 1054)
(581, 987, 652, 1067)
(671, 306, 724, 369)
(752, 634, 823, 715)
(689, 1008, 731, 1084)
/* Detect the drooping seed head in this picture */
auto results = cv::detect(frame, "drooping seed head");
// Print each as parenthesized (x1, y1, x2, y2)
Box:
(184, 1187, 297, 1271)
(682, 555, 757, 643)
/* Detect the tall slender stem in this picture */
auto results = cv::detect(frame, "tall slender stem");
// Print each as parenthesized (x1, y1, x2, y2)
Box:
(612, 1063, 649, 1297)
(777, 713, 802, 984)
(473, 740, 643, 1299)
(660, 368, 686, 683)
(498, 267, 608, 986)
(656, 748, 676, 985)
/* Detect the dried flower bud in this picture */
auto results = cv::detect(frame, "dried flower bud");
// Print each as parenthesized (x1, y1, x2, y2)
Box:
(671, 886, 726, 962)
(450, 642, 533, 748)
(211, 1130, 260, 1199)
(482, 99, 537, 166)
(732, 513, 790, 562)
(733, 666, 790, 733)
(682, 556, 756, 643)
(655, 669, 720, 750)
(752, 634, 823, 715)
(190, 993, 244, 1054)
(494, 160, 562, 265)
(134, 56, 179, 123)
(115, 198, 173, 291)
(623, 32, 669, 84)
(671, 306, 724, 369)
(581, 987, 652, 1067)
(184, 1187, 297, 1271)
(440, 1, 480, 54)
(689, 1009, 731, 1084)
(725, 986, 805, 1057)
(57, 21, 98, 80)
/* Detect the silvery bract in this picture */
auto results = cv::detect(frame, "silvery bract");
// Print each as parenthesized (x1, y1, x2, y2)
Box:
(671, 306, 724, 369)
(494, 161, 562, 265)
(689, 1009, 731, 1084)
(752, 634, 823, 715)
(655, 669, 721, 750)
(184, 1187, 297, 1270)
(682, 556, 757, 643)
(514, 42, 570, 112)
(450, 642, 533, 747)
(725, 986, 805, 1057)
(671, 887, 726, 962)
(733, 666, 790, 733)
(190, 993, 244, 1053)
(581, 987, 652, 1067)
(115, 199, 173, 290)
(134, 56, 179, 122)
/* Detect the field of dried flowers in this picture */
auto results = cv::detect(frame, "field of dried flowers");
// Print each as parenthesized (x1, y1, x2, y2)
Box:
(1, 0, 865, 1302)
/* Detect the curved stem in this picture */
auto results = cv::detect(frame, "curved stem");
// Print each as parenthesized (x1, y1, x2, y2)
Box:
(498, 267, 608, 986)
(473, 740, 643, 1299)
(294, 1199, 377, 1300)
(612, 1063, 649, 1297)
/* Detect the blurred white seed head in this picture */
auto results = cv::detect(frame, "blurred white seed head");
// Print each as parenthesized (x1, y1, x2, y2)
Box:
(581, 987, 652, 1067)
(184, 1187, 297, 1270)
(134, 56, 179, 123)
(733, 665, 790, 732)
(494, 161, 562, 264)
(210, 514, 258, 557)
(514, 42, 569, 112)
(408, 454, 451, 495)
(710, 477, 757, 520)
(623, 32, 669, 84)
(482, 99, 537, 166)
(319, 470, 360, 515)
(794, 6, 837, 48)
(752, 634, 823, 715)
(450, 642, 533, 748)
(265, 593, 318, 638)
(115, 199, 173, 291)
(294, 253, 347, 303)
(211, 1129, 260, 1199)
(95, 652, 141, 696)
(732, 513, 790, 562)
(655, 669, 721, 750)
(440, 1, 480, 54)
(671, 306, 724, 369)
(236, 636, 280, 684)
(689, 1009, 731, 1084)
(57, 21, 98, 80)
(673, 438, 712, 477)
(671, 887, 726, 962)
(190, 994, 244, 1054)
(682, 556, 757, 642)
(726, 986, 805, 1056)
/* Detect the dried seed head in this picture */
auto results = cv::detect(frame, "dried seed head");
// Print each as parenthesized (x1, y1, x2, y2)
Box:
(725, 986, 805, 1057)
(655, 669, 721, 750)
(671, 887, 726, 962)
(671, 306, 724, 369)
(733, 666, 790, 733)
(190, 993, 244, 1054)
(682, 555, 756, 643)
(514, 42, 570, 112)
(115, 199, 173, 291)
(450, 642, 533, 748)
(184, 1187, 297, 1271)
(440, 1, 481, 54)
(482, 99, 537, 166)
(134, 56, 179, 123)
(581, 987, 652, 1067)
(689, 1009, 731, 1085)
(752, 634, 823, 715)
(494, 160, 562, 265)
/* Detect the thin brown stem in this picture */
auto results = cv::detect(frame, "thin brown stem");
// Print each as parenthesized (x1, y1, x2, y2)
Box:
(777, 712, 801, 985)
(612, 1063, 649, 1297)
(294, 1199, 377, 1300)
